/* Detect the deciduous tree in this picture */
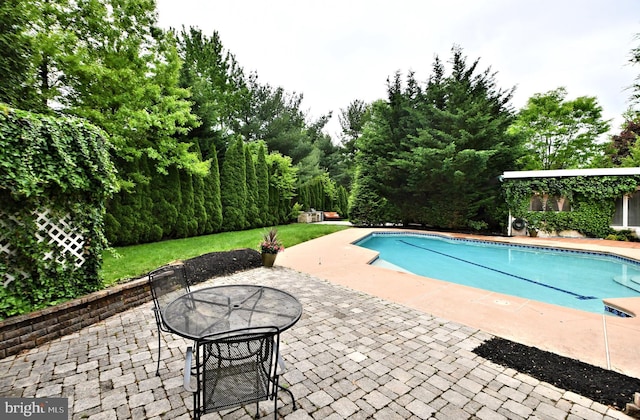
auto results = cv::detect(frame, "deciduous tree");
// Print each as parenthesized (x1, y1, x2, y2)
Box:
(508, 87, 610, 170)
(0, 0, 39, 110)
(19, 0, 207, 181)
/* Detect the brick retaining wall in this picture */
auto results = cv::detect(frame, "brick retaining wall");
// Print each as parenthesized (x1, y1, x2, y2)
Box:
(0, 276, 150, 359)
(0, 250, 263, 360)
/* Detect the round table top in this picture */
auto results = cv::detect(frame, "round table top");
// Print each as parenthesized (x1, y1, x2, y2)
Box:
(162, 284, 303, 340)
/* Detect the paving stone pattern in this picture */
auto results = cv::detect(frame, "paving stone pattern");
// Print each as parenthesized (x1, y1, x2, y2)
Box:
(0, 267, 632, 419)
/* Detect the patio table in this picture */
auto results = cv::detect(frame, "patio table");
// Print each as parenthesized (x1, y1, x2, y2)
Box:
(162, 284, 302, 340)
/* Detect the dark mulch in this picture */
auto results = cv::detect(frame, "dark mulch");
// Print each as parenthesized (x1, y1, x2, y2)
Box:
(473, 337, 640, 410)
(183, 248, 262, 284)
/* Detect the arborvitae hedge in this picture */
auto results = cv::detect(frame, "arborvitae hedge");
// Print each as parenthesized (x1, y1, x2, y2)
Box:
(255, 144, 270, 220)
(221, 137, 247, 230)
(103, 136, 328, 246)
(150, 166, 179, 238)
(176, 171, 197, 237)
(202, 145, 223, 233)
(244, 145, 260, 228)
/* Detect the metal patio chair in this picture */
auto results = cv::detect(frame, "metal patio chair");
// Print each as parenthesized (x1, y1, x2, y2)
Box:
(183, 326, 295, 419)
(148, 263, 191, 376)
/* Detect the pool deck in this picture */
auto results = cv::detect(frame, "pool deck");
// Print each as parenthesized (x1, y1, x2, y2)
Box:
(277, 227, 640, 379)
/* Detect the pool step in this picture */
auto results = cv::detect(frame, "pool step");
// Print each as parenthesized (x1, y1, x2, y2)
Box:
(612, 275, 640, 293)
(371, 258, 414, 274)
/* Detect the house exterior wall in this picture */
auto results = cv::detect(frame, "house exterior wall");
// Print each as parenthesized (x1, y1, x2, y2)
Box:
(502, 168, 640, 238)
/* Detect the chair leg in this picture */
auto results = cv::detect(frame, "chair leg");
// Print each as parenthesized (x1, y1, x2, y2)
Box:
(156, 325, 162, 376)
(279, 385, 296, 410)
(273, 395, 277, 420)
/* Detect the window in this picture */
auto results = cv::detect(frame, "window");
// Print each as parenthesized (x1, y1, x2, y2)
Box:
(613, 197, 624, 225)
(629, 192, 640, 226)
(612, 191, 640, 227)
(530, 195, 544, 211)
(529, 194, 571, 212)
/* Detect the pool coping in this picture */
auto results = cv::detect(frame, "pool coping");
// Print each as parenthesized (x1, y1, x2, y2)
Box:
(277, 227, 640, 379)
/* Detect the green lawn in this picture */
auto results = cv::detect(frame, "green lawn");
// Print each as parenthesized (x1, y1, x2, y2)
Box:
(101, 224, 350, 286)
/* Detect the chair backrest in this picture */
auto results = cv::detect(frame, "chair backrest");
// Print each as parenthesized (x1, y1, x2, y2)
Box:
(148, 263, 190, 315)
(195, 327, 280, 415)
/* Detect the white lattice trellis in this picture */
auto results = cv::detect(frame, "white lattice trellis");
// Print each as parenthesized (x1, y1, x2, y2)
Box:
(0, 208, 85, 288)
(33, 209, 86, 267)
(0, 215, 29, 288)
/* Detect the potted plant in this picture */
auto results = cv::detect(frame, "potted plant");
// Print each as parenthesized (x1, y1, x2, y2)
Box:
(259, 228, 284, 267)
(526, 213, 542, 237)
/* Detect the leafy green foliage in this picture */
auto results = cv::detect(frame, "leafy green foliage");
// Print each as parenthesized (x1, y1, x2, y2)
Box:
(266, 153, 298, 225)
(602, 119, 640, 166)
(0, 105, 118, 200)
(503, 176, 640, 238)
(508, 87, 610, 170)
(15, 0, 207, 181)
(0, 0, 40, 110)
(0, 106, 118, 319)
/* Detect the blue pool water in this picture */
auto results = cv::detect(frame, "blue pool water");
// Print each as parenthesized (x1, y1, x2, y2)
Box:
(355, 233, 640, 315)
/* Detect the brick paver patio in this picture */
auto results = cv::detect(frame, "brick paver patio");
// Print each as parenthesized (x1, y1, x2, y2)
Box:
(0, 267, 632, 419)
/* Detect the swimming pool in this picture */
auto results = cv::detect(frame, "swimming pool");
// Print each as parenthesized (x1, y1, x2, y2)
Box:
(355, 232, 640, 315)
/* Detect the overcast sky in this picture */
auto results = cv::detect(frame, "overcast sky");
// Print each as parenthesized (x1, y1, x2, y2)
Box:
(155, 0, 639, 141)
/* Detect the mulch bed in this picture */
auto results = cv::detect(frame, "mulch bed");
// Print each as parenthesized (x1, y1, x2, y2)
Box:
(473, 337, 640, 410)
(183, 248, 263, 284)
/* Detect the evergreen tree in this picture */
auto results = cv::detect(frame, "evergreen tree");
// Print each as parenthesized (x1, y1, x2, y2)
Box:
(177, 27, 249, 163)
(350, 47, 519, 230)
(104, 161, 148, 245)
(403, 48, 518, 228)
(135, 157, 160, 243)
(149, 167, 179, 239)
(192, 173, 208, 235)
(188, 141, 208, 235)
(220, 137, 247, 230)
(175, 171, 197, 237)
(349, 100, 401, 225)
(202, 145, 223, 233)
(244, 144, 260, 227)
(337, 185, 349, 217)
(254, 143, 270, 225)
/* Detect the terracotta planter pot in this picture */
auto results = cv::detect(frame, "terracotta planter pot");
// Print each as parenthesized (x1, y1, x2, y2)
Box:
(261, 253, 277, 267)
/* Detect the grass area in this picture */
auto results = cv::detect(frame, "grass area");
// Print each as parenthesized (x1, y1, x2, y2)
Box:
(101, 224, 350, 286)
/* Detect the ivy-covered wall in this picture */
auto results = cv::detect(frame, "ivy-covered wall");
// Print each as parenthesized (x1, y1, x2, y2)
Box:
(0, 105, 118, 319)
(502, 175, 640, 238)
